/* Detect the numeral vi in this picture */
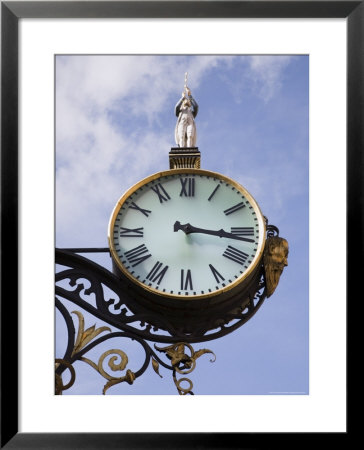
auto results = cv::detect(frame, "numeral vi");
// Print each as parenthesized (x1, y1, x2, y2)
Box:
(180, 269, 193, 290)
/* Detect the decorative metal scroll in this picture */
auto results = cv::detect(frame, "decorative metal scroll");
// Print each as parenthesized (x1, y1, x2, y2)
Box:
(55, 302, 215, 395)
(55, 222, 281, 394)
(56, 249, 268, 344)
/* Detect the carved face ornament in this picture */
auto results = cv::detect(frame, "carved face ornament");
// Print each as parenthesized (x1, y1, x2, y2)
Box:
(263, 236, 289, 297)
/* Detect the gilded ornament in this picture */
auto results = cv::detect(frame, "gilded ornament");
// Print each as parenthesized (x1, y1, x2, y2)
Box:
(154, 342, 216, 395)
(56, 310, 137, 395)
(263, 236, 289, 297)
(71, 310, 111, 356)
(81, 346, 135, 395)
(152, 358, 163, 378)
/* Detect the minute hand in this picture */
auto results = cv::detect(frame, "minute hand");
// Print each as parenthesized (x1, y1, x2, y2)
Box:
(173, 221, 255, 243)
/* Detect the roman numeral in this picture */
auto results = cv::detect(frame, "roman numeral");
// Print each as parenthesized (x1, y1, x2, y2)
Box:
(208, 184, 220, 201)
(179, 177, 195, 197)
(180, 269, 193, 290)
(119, 227, 144, 237)
(222, 245, 249, 265)
(146, 261, 169, 285)
(150, 183, 171, 203)
(224, 201, 246, 216)
(230, 227, 254, 237)
(209, 264, 225, 283)
(129, 202, 151, 217)
(124, 244, 151, 267)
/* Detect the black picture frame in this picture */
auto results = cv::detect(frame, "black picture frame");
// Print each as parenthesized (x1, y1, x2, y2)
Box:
(1, 1, 356, 448)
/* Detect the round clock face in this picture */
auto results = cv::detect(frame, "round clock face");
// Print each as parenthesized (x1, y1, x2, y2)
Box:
(108, 169, 266, 299)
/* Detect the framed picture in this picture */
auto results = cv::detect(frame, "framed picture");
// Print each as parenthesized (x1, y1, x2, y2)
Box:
(1, 1, 356, 447)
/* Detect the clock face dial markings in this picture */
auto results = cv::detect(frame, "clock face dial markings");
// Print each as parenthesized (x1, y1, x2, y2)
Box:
(222, 245, 249, 265)
(150, 183, 171, 203)
(209, 264, 225, 283)
(119, 227, 144, 237)
(146, 261, 169, 285)
(207, 184, 220, 201)
(181, 269, 193, 291)
(230, 227, 254, 237)
(124, 244, 152, 267)
(129, 201, 152, 217)
(110, 171, 265, 298)
(224, 201, 246, 216)
(179, 177, 195, 197)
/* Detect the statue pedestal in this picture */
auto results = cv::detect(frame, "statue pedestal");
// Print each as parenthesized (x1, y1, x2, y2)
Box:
(169, 147, 201, 169)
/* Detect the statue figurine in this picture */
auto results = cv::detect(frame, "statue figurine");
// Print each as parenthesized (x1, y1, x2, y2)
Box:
(263, 236, 289, 297)
(174, 73, 199, 148)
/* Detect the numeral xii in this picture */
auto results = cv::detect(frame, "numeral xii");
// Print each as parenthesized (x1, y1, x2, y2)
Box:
(180, 177, 195, 197)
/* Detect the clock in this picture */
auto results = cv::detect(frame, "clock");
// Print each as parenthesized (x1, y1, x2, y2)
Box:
(108, 168, 266, 334)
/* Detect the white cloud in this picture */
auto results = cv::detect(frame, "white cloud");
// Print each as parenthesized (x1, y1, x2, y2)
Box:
(248, 55, 294, 102)
(219, 55, 295, 104)
(56, 55, 227, 245)
(56, 55, 301, 247)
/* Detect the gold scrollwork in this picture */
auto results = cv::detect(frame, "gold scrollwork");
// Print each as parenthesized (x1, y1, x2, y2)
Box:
(56, 311, 216, 395)
(56, 310, 136, 395)
(173, 375, 194, 395)
(71, 310, 111, 356)
(71, 311, 136, 394)
(81, 349, 136, 395)
(154, 342, 216, 395)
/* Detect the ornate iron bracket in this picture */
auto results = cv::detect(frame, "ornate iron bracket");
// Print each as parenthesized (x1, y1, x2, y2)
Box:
(55, 300, 216, 395)
(55, 226, 275, 394)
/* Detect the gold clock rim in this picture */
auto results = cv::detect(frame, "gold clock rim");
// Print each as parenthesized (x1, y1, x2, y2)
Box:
(108, 168, 266, 300)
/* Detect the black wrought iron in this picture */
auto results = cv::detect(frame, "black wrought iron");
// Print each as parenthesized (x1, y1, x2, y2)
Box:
(264, 216, 280, 238)
(55, 295, 219, 395)
(55, 297, 177, 394)
(55, 238, 269, 394)
(55, 248, 268, 394)
(267, 224, 280, 237)
(56, 249, 267, 344)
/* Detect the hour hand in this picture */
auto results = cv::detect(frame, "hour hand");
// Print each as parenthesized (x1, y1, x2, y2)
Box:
(174, 220, 183, 232)
(173, 221, 194, 234)
(173, 221, 255, 243)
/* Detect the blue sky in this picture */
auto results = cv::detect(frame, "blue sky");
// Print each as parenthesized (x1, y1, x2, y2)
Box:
(56, 55, 308, 395)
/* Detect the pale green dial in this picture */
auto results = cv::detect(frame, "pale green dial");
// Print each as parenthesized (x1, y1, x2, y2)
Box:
(109, 170, 265, 299)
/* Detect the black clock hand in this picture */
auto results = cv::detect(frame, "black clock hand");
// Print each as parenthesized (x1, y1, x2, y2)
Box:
(173, 221, 255, 243)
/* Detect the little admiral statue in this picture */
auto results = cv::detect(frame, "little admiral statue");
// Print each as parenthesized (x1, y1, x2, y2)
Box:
(174, 73, 199, 148)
